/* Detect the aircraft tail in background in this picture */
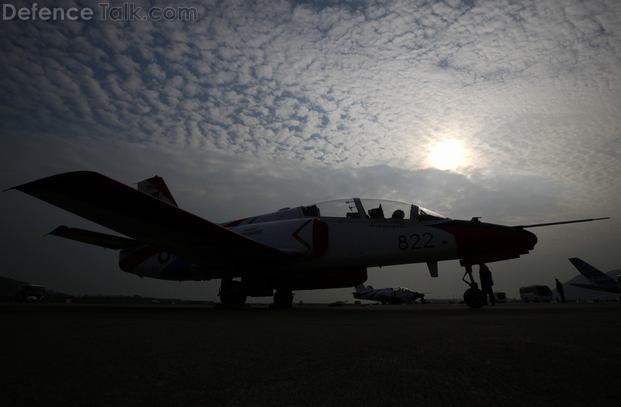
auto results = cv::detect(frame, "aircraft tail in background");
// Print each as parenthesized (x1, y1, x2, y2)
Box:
(568, 257, 621, 294)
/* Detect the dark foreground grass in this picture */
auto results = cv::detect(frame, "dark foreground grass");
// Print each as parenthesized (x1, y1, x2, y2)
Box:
(2, 303, 620, 406)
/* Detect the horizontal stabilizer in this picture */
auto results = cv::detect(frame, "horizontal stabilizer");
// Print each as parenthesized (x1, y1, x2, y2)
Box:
(11, 171, 290, 267)
(50, 226, 136, 250)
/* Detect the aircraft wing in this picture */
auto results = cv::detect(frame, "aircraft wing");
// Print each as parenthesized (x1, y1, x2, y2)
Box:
(10, 171, 292, 267)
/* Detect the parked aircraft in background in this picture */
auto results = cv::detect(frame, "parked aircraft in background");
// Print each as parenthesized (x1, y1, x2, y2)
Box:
(7, 171, 609, 308)
(353, 284, 424, 304)
(568, 258, 621, 294)
(16, 284, 47, 303)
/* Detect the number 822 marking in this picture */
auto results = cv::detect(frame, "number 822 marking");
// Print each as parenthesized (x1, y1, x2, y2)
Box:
(398, 233, 434, 250)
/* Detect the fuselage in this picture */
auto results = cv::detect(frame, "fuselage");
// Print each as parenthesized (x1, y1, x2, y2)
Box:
(121, 198, 537, 287)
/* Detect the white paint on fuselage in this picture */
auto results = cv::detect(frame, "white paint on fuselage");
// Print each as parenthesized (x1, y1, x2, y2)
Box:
(231, 217, 458, 272)
(233, 218, 314, 254)
(315, 218, 458, 268)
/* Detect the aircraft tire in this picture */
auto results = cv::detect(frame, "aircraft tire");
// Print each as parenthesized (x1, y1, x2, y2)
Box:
(464, 287, 485, 309)
(273, 289, 294, 309)
(219, 280, 247, 306)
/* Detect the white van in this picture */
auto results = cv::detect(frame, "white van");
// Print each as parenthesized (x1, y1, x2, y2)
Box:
(493, 292, 507, 303)
(519, 285, 552, 303)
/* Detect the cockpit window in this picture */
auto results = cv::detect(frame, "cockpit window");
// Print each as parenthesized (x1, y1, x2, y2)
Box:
(314, 199, 359, 218)
(312, 199, 447, 222)
(314, 198, 412, 220)
(302, 205, 320, 217)
(417, 207, 446, 221)
(361, 199, 411, 221)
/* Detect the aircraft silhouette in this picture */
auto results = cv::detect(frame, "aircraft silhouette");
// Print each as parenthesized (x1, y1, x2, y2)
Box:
(353, 284, 424, 304)
(7, 171, 609, 308)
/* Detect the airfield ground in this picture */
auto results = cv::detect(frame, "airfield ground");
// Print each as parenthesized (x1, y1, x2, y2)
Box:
(2, 303, 620, 406)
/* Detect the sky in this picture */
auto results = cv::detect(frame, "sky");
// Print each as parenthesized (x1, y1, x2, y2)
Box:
(1, 0, 620, 302)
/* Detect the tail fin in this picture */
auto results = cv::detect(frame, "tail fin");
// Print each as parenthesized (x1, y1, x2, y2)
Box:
(568, 258, 615, 286)
(138, 176, 178, 207)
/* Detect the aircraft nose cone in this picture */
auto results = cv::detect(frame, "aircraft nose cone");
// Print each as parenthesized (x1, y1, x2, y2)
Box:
(431, 220, 538, 264)
(508, 228, 537, 252)
(491, 227, 537, 254)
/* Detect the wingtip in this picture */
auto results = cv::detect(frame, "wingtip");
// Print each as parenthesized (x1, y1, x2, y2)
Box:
(48, 225, 69, 236)
(5, 181, 34, 193)
(3, 181, 41, 193)
(6, 171, 106, 194)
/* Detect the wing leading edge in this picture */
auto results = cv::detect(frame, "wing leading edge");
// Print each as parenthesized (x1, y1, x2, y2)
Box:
(10, 171, 291, 267)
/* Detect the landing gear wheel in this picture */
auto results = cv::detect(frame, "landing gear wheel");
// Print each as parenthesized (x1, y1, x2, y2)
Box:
(219, 280, 247, 307)
(273, 289, 294, 309)
(464, 287, 485, 309)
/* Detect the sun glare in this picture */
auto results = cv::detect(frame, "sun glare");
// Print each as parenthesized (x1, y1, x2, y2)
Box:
(428, 139, 467, 171)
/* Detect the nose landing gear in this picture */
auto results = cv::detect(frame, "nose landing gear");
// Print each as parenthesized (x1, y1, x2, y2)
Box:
(462, 265, 486, 309)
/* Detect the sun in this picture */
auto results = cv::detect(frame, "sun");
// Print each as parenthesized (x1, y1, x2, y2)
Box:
(428, 139, 468, 171)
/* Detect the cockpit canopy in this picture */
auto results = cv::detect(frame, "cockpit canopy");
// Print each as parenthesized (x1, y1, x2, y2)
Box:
(230, 198, 447, 226)
(310, 198, 447, 222)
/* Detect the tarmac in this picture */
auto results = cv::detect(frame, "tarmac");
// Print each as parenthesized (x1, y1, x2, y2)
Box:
(3, 302, 621, 406)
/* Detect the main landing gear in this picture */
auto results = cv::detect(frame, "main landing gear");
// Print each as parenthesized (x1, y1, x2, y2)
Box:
(462, 264, 486, 309)
(219, 279, 294, 309)
(219, 279, 247, 307)
(272, 289, 294, 309)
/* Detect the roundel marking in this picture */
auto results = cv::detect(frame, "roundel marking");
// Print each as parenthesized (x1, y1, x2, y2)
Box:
(158, 251, 171, 264)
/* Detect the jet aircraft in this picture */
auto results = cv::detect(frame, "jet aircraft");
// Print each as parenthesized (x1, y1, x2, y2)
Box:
(7, 171, 610, 308)
(353, 284, 424, 304)
(568, 258, 621, 294)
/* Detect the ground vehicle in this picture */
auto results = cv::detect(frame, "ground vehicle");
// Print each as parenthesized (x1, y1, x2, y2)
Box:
(519, 285, 552, 303)
(16, 284, 46, 302)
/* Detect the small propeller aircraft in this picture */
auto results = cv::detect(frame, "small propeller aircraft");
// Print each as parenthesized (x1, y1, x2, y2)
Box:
(353, 284, 425, 304)
(7, 171, 609, 308)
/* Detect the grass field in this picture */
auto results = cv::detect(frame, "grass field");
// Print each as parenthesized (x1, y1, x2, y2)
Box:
(3, 303, 621, 406)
